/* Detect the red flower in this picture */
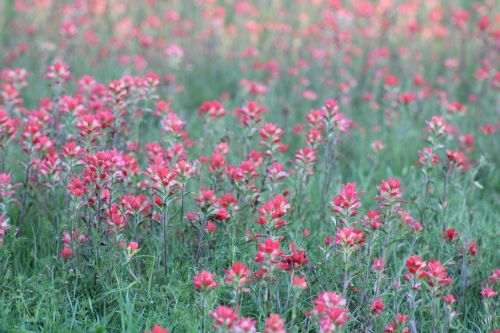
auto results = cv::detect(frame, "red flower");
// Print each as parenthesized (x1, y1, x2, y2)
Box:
(330, 183, 362, 219)
(295, 147, 317, 174)
(371, 297, 384, 315)
(372, 257, 386, 272)
(376, 178, 403, 201)
(61, 247, 73, 260)
(481, 287, 498, 299)
(446, 150, 470, 170)
(210, 305, 238, 330)
(199, 100, 225, 118)
(234, 317, 257, 332)
(195, 188, 216, 208)
(424, 116, 451, 137)
(406, 256, 426, 275)
(417, 147, 439, 166)
(425, 260, 452, 287)
(193, 270, 219, 291)
(68, 177, 87, 197)
(144, 325, 169, 333)
(335, 227, 365, 248)
(45, 59, 71, 84)
(255, 239, 283, 266)
(309, 291, 349, 328)
(120, 194, 150, 215)
(477, 16, 490, 31)
(489, 269, 500, 284)
(442, 294, 456, 305)
(279, 243, 308, 271)
(264, 314, 286, 333)
(466, 241, 477, 256)
(443, 228, 459, 242)
(399, 92, 416, 104)
(292, 276, 308, 289)
(235, 100, 266, 126)
(259, 123, 284, 145)
(362, 210, 382, 230)
(256, 194, 289, 229)
(224, 262, 252, 287)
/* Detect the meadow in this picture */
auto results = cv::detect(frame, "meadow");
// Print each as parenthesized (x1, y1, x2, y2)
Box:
(0, 0, 498, 332)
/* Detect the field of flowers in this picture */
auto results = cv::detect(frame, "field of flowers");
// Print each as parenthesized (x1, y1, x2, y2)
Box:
(0, 0, 498, 332)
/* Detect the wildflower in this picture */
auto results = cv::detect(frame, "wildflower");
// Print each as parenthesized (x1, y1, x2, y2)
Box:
(144, 325, 169, 333)
(383, 313, 410, 333)
(442, 294, 456, 305)
(255, 239, 283, 266)
(417, 147, 439, 166)
(376, 178, 403, 202)
(224, 262, 252, 288)
(0, 173, 21, 198)
(120, 194, 150, 215)
(280, 243, 309, 271)
(259, 123, 284, 146)
(292, 275, 308, 289)
(126, 241, 139, 259)
(371, 298, 384, 315)
(193, 270, 219, 291)
(256, 194, 289, 229)
(399, 92, 416, 104)
(443, 228, 459, 242)
(0, 214, 10, 246)
(406, 256, 426, 275)
(199, 100, 225, 119)
(334, 227, 365, 248)
(425, 260, 452, 287)
(480, 123, 496, 135)
(489, 269, 500, 284)
(0, 110, 18, 148)
(235, 100, 266, 127)
(481, 288, 498, 299)
(45, 59, 71, 85)
(477, 16, 490, 31)
(264, 314, 286, 333)
(210, 305, 238, 331)
(371, 140, 385, 152)
(372, 258, 386, 272)
(330, 183, 362, 220)
(61, 247, 73, 260)
(446, 150, 470, 170)
(234, 317, 257, 333)
(398, 210, 423, 232)
(424, 116, 450, 137)
(361, 210, 382, 230)
(295, 147, 317, 174)
(309, 291, 349, 331)
(465, 241, 477, 256)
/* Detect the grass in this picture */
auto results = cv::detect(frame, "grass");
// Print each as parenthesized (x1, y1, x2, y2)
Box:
(0, 0, 499, 332)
